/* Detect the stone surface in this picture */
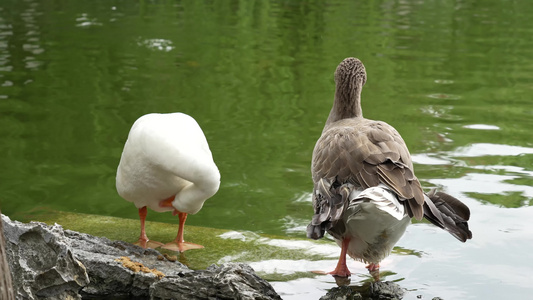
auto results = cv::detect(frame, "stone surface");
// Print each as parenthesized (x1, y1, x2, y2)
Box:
(319, 285, 363, 300)
(0, 210, 15, 300)
(369, 281, 405, 300)
(151, 263, 283, 300)
(62, 228, 190, 298)
(2, 214, 89, 300)
(1, 214, 281, 300)
(320, 281, 404, 300)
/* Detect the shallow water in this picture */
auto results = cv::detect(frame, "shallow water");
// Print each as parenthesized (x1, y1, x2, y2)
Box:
(1, 0, 533, 299)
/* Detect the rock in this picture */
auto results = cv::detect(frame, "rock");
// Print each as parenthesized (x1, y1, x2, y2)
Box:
(369, 281, 404, 299)
(320, 281, 404, 300)
(2, 214, 89, 300)
(319, 285, 362, 300)
(0, 210, 15, 300)
(61, 228, 190, 298)
(1, 214, 281, 300)
(151, 263, 283, 300)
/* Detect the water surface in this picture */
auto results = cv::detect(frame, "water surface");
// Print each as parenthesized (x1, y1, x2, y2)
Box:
(1, 0, 533, 299)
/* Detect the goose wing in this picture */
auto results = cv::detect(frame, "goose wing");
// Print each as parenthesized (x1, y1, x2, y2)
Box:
(307, 118, 425, 239)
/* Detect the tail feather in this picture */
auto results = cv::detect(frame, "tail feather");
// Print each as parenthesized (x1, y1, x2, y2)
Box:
(307, 179, 353, 240)
(423, 189, 472, 242)
(308, 181, 473, 243)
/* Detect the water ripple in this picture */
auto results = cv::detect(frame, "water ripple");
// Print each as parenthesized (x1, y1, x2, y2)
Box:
(76, 14, 103, 27)
(427, 93, 461, 100)
(452, 143, 533, 157)
(137, 38, 174, 52)
(462, 124, 500, 130)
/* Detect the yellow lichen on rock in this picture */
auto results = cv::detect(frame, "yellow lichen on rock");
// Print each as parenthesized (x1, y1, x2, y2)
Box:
(163, 253, 178, 262)
(115, 256, 165, 279)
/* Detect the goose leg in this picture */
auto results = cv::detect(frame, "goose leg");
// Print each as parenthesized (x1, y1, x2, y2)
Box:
(328, 237, 352, 277)
(366, 263, 380, 281)
(159, 197, 204, 252)
(134, 206, 163, 249)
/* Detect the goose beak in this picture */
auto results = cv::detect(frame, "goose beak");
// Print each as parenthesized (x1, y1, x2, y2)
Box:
(159, 196, 175, 208)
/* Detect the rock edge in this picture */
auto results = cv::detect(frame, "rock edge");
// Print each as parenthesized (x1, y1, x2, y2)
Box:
(1, 214, 281, 300)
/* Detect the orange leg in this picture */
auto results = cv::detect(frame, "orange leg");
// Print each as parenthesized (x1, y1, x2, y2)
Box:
(366, 263, 380, 281)
(175, 211, 187, 244)
(328, 237, 352, 277)
(159, 197, 204, 252)
(134, 207, 163, 249)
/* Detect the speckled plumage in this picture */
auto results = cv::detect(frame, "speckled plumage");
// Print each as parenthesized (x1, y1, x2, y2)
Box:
(307, 58, 471, 273)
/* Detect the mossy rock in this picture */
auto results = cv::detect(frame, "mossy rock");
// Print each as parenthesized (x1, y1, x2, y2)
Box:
(16, 209, 331, 280)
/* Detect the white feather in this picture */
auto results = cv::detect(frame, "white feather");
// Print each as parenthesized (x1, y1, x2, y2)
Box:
(353, 184, 406, 221)
(341, 184, 410, 263)
(116, 113, 220, 214)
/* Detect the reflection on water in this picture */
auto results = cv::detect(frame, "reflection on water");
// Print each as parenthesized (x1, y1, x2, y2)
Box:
(219, 230, 418, 298)
(137, 38, 174, 52)
(462, 124, 500, 130)
(1, 0, 533, 299)
(412, 142, 533, 208)
(453, 143, 533, 157)
(75, 13, 103, 28)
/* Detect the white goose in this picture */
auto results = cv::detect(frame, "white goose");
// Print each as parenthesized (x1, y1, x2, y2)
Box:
(116, 112, 220, 252)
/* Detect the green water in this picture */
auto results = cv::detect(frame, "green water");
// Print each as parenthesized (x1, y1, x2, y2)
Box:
(1, 0, 533, 299)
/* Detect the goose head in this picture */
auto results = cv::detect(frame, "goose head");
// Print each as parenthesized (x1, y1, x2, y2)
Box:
(334, 57, 367, 88)
(327, 57, 367, 125)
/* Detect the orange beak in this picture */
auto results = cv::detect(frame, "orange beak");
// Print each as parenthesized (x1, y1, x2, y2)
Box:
(159, 196, 180, 216)
(159, 196, 174, 208)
